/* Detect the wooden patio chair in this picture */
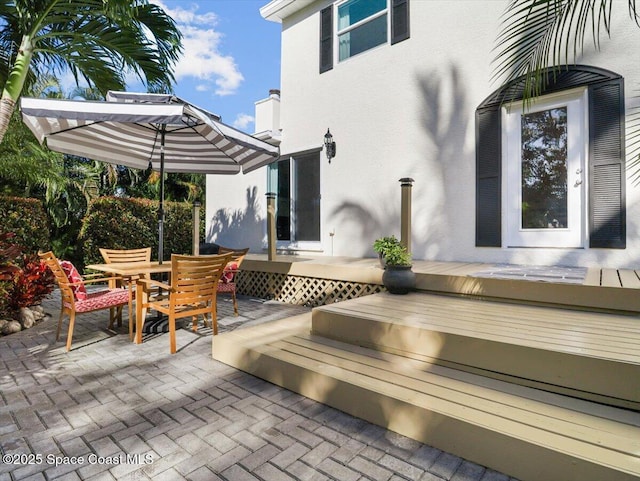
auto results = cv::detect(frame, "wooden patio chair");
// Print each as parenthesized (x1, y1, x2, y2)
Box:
(99, 247, 152, 271)
(135, 253, 233, 354)
(39, 251, 132, 351)
(216, 247, 249, 317)
(99, 247, 152, 339)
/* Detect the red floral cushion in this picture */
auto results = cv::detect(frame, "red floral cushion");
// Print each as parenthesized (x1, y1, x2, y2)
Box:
(60, 260, 87, 301)
(221, 262, 239, 284)
(217, 282, 236, 293)
(71, 289, 130, 313)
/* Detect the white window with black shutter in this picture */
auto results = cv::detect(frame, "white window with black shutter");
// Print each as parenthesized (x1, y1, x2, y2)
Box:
(476, 65, 626, 249)
(319, 0, 410, 73)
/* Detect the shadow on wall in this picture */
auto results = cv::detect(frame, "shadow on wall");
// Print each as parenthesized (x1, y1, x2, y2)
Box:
(414, 64, 471, 260)
(330, 199, 401, 258)
(330, 65, 472, 261)
(207, 186, 264, 249)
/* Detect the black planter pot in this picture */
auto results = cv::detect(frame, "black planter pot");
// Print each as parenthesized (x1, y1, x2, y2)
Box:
(382, 265, 416, 295)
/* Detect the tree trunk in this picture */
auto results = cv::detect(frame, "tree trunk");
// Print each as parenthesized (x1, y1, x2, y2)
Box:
(0, 35, 34, 144)
(0, 97, 17, 144)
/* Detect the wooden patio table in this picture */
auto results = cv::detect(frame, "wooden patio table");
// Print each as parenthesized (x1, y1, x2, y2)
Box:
(86, 261, 172, 344)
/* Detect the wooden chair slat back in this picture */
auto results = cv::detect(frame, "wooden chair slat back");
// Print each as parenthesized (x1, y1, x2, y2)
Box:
(99, 248, 151, 264)
(38, 251, 75, 305)
(170, 253, 233, 304)
(217, 247, 249, 267)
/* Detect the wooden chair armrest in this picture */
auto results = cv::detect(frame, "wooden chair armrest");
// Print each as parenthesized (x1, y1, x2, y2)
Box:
(137, 278, 171, 292)
(82, 276, 125, 285)
(59, 276, 122, 288)
(83, 271, 109, 279)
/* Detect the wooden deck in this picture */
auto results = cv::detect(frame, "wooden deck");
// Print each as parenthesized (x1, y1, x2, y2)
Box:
(242, 255, 640, 312)
(217, 256, 640, 481)
(243, 254, 640, 287)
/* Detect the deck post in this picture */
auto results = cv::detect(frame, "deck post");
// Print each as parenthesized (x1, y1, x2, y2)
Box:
(266, 192, 276, 260)
(399, 178, 414, 253)
(192, 201, 201, 255)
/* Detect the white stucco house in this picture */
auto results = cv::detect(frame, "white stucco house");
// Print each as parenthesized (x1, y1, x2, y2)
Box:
(205, 0, 640, 269)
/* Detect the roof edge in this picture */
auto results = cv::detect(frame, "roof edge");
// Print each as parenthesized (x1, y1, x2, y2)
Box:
(260, 0, 315, 22)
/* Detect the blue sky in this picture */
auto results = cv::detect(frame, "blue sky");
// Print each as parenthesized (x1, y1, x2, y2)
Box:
(142, 1, 281, 132)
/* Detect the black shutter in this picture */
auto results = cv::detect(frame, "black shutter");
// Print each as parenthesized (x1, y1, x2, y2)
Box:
(319, 6, 333, 74)
(391, 0, 410, 45)
(476, 107, 502, 246)
(589, 79, 626, 248)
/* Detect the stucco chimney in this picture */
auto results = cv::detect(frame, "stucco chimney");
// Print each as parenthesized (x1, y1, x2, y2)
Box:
(254, 89, 281, 136)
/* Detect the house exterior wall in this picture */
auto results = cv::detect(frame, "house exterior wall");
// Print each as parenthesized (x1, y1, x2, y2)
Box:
(207, 0, 640, 268)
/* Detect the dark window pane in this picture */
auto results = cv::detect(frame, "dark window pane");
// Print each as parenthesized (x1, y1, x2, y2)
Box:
(338, 0, 386, 30)
(339, 14, 387, 60)
(294, 153, 321, 241)
(521, 107, 568, 229)
(275, 160, 290, 240)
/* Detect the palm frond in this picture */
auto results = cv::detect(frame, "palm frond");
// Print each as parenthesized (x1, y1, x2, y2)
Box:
(3, 0, 183, 96)
(626, 93, 640, 185)
(492, 0, 622, 100)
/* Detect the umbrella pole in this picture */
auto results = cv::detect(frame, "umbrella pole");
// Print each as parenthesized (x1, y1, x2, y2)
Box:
(158, 125, 166, 264)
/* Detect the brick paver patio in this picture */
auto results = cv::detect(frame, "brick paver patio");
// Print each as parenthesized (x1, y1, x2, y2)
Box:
(0, 290, 515, 481)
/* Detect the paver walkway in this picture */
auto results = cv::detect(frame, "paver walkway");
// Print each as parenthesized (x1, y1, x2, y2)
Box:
(0, 290, 516, 481)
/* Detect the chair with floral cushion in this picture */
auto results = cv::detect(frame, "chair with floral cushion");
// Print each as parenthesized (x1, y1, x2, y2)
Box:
(216, 247, 249, 317)
(39, 251, 132, 351)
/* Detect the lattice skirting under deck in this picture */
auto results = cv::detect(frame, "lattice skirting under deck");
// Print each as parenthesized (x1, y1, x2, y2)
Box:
(236, 270, 384, 307)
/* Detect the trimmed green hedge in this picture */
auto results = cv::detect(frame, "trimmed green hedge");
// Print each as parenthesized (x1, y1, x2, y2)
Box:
(80, 197, 205, 266)
(0, 196, 50, 254)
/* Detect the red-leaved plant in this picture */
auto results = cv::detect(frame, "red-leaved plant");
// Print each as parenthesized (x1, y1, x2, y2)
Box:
(8, 255, 55, 311)
(0, 233, 54, 317)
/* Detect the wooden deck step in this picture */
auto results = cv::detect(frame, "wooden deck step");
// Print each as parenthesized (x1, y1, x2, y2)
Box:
(312, 292, 640, 410)
(212, 313, 640, 481)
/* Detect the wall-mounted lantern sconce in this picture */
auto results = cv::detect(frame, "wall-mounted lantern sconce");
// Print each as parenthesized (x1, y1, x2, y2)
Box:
(324, 128, 336, 163)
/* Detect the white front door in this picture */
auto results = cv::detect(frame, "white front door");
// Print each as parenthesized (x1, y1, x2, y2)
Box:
(504, 88, 587, 248)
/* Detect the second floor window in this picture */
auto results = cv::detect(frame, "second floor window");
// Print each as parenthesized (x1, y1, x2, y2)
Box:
(337, 0, 387, 61)
(320, 0, 409, 73)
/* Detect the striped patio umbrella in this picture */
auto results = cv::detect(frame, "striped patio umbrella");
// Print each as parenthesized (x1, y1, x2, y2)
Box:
(20, 91, 280, 261)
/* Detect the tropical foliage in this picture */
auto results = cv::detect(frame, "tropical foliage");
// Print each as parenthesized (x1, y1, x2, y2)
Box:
(0, 196, 50, 253)
(0, 233, 54, 317)
(80, 197, 205, 266)
(0, 0, 183, 143)
(493, 0, 639, 100)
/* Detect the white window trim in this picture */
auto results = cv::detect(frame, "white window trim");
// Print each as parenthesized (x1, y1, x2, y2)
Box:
(335, 0, 390, 63)
(501, 87, 589, 249)
(265, 149, 323, 252)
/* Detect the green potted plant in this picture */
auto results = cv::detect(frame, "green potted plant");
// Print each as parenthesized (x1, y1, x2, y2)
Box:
(373, 236, 415, 294)
(373, 235, 402, 268)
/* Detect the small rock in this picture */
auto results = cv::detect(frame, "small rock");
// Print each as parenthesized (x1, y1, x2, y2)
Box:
(19, 308, 36, 329)
(31, 305, 45, 315)
(2, 320, 21, 334)
(0, 319, 8, 333)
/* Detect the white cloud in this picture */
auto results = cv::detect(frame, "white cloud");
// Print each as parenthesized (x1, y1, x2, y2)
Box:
(156, 2, 244, 96)
(233, 113, 254, 130)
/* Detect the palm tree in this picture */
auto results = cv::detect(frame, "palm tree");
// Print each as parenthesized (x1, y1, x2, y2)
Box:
(493, 0, 639, 98)
(0, 0, 183, 144)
